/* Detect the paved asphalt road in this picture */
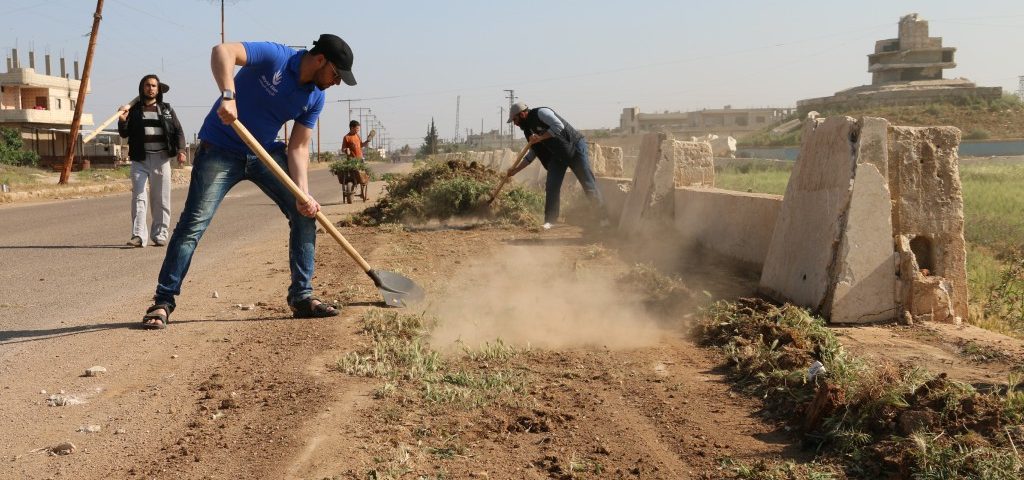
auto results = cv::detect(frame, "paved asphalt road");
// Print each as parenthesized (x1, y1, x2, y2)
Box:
(0, 162, 407, 345)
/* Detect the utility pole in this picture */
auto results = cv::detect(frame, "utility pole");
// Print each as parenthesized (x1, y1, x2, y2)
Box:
(60, 0, 104, 184)
(220, 0, 225, 43)
(338, 98, 361, 123)
(352, 107, 370, 132)
(503, 89, 516, 149)
(499, 107, 504, 138)
(454, 96, 460, 143)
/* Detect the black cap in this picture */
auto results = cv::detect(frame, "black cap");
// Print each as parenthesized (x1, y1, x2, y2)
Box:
(312, 34, 356, 86)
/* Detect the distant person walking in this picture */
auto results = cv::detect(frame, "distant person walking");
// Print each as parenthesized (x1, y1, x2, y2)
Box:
(117, 74, 186, 247)
(342, 120, 368, 159)
(505, 103, 606, 229)
(139, 34, 357, 329)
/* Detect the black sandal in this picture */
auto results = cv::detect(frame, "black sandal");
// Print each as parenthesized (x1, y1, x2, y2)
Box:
(290, 297, 340, 318)
(141, 303, 174, 330)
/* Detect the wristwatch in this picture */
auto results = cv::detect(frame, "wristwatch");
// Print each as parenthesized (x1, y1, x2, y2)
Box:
(221, 89, 235, 101)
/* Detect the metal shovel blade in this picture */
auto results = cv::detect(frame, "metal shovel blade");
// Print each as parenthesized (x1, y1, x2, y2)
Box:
(368, 269, 425, 307)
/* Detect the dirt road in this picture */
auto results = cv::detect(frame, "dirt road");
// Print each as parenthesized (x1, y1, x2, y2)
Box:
(0, 172, 798, 479)
(3, 163, 1022, 479)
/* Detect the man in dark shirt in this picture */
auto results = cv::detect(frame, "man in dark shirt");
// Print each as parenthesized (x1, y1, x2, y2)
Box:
(117, 74, 186, 247)
(505, 103, 606, 229)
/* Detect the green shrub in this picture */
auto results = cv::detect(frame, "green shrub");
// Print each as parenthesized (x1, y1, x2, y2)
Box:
(328, 157, 373, 180)
(423, 176, 491, 220)
(355, 158, 541, 226)
(0, 128, 39, 167)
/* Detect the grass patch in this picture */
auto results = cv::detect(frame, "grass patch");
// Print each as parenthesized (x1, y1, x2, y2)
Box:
(335, 309, 532, 409)
(0, 164, 47, 186)
(698, 298, 1024, 479)
(1, 164, 131, 190)
(715, 161, 792, 195)
(718, 457, 840, 480)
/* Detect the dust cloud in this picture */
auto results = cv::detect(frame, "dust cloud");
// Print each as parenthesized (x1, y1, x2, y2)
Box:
(426, 244, 666, 351)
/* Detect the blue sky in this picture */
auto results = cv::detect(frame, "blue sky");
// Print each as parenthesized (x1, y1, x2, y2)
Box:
(3, 0, 1023, 151)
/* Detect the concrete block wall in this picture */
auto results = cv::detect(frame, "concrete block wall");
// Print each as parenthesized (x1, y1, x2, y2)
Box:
(755, 116, 966, 324)
(591, 115, 966, 326)
(674, 187, 781, 266)
(888, 125, 967, 323)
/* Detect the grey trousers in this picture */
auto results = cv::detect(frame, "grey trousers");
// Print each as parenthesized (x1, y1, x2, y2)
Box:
(130, 151, 172, 245)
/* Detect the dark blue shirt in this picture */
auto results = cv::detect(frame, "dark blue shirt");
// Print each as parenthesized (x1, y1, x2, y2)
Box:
(198, 42, 325, 153)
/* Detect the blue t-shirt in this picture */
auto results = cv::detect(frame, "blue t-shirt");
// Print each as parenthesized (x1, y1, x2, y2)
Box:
(198, 42, 325, 153)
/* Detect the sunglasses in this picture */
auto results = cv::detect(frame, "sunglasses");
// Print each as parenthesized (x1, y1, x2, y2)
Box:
(327, 61, 342, 83)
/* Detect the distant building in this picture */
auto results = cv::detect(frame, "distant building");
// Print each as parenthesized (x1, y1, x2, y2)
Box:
(465, 129, 526, 151)
(619, 106, 793, 139)
(798, 13, 1002, 114)
(0, 48, 115, 169)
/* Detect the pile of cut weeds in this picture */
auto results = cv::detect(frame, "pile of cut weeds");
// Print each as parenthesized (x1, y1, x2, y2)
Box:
(351, 159, 542, 226)
(698, 298, 1024, 479)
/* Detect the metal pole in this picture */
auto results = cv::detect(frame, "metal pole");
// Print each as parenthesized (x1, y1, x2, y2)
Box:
(504, 89, 515, 149)
(60, 0, 104, 184)
(220, 0, 225, 43)
(316, 121, 320, 162)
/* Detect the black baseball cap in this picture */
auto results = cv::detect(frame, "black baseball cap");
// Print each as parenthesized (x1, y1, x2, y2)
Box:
(312, 34, 356, 86)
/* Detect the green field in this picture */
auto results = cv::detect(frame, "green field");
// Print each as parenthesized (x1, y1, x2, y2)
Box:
(717, 158, 1024, 337)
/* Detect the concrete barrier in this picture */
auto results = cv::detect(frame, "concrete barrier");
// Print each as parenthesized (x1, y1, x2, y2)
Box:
(674, 187, 782, 267)
(595, 177, 632, 223)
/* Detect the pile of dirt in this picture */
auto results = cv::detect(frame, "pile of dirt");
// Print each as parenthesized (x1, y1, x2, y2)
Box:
(350, 159, 542, 226)
(698, 298, 1024, 479)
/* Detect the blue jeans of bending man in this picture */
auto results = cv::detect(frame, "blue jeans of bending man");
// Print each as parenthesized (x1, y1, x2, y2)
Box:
(153, 142, 317, 309)
(543, 139, 605, 224)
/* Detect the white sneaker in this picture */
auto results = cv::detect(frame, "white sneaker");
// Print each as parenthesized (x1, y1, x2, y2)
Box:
(542, 222, 553, 230)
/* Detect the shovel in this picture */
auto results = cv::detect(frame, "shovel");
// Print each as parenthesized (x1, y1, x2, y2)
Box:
(230, 120, 424, 308)
(83, 84, 170, 144)
(486, 144, 531, 205)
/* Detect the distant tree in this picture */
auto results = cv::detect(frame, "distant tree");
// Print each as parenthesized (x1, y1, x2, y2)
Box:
(400, 144, 411, 154)
(418, 118, 439, 157)
(0, 127, 39, 167)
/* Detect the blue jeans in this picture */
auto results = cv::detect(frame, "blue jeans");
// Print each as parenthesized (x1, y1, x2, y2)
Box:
(543, 139, 605, 224)
(154, 142, 317, 309)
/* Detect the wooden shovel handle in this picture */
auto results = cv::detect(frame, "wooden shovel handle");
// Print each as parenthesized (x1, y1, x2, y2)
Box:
(487, 144, 531, 204)
(83, 96, 140, 144)
(230, 120, 373, 273)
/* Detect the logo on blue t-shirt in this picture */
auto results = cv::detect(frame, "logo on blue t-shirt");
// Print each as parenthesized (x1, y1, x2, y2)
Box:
(259, 69, 284, 96)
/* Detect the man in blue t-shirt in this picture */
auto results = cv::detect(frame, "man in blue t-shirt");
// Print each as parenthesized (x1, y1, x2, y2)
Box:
(140, 34, 357, 329)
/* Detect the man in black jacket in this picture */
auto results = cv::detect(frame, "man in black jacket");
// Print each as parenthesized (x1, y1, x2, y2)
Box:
(117, 74, 186, 247)
(505, 102, 606, 229)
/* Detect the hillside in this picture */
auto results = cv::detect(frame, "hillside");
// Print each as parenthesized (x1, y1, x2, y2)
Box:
(742, 95, 1024, 146)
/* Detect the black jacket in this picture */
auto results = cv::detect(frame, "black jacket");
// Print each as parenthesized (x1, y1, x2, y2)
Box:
(518, 106, 583, 168)
(118, 102, 186, 161)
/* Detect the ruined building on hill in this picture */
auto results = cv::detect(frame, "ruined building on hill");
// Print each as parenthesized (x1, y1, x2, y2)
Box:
(798, 13, 1002, 114)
